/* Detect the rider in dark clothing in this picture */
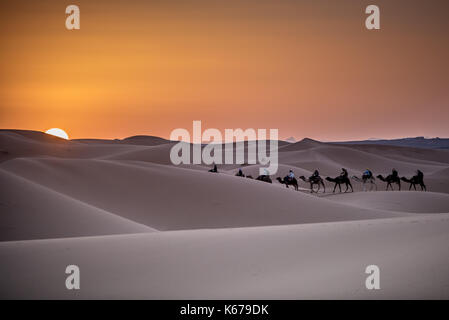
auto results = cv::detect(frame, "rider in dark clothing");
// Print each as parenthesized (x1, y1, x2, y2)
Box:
(391, 168, 398, 178)
(416, 170, 424, 179)
(340, 168, 348, 179)
(310, 169, 320, 181)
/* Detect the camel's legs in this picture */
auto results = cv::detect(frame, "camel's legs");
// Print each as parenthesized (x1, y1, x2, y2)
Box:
(321, 181, 326, 193)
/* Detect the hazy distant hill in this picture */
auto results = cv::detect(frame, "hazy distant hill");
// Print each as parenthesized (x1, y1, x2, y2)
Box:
(332, 137, 449, 150)
(73, 135, 170, 146)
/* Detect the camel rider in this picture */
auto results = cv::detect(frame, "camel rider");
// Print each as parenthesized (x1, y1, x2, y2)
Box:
(340, 168, 348, 178)
(262, 168, 270, 180)
(288, 170, 295, 181)
(416, 170, 424, 179)
(310, 169, 320, 181)
(362, 169, 373, 181)
(392, 168, 398, 178)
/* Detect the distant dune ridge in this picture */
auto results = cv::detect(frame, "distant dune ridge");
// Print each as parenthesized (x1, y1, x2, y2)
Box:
(332, 136, 449, 150)
(1, 129, 449, 299)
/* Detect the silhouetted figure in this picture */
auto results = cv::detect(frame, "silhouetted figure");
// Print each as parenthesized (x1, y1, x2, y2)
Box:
(287, 169, 295, 182)
(236, 168, 244, 177)
(277, 175, 299, 191)
(209, 164, 218, 173)
(377, 170, 401, 191)
(340, 168, 348, 179)
(299, 175, 326, 193)
(326, 171, 353, 193)
(400, 170, 426, 191)
(310, 169, 320, 182)
(352, 174, 377, 191)
(362, 169, 373, 182)
(256, 175, 272, 183)
(391, 168, 399, 179)
(417, 170, 424, 180)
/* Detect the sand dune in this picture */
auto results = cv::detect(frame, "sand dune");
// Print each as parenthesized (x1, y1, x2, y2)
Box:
(0, 130, 151, 162)
(1, 129, 449, 299)
(326, 191, 449, 213)
(336, 143, 449, 164)
(1, 158, 408, 231)
(0, 169, 153, 241)
(281, 145, 446, 176)
(74, 135, 170, 146)
(1, 214, 448, 299)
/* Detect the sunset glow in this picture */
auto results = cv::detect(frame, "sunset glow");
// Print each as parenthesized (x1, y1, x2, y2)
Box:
(1, 0, 448, 140)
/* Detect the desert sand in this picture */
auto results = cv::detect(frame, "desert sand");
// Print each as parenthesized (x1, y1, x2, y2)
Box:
(1, 129, 449, 299)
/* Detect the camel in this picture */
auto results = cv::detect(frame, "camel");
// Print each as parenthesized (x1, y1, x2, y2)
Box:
(276, 177, 299, 191)
(377, 174, 401, 191)
(299, 176, 326, 193)
(325, 176, 353, 193)
(352, 175, 377, 191)
(256, 175, 272, 184)
(400, 175, 426, 191)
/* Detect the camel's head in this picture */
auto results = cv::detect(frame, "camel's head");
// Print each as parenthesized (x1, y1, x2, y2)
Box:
(376, 175, 383, 179)
(325, 177, 333, 182)
(276, 177, 282, 182)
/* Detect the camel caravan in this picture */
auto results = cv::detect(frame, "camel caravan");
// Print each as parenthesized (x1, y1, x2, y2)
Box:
(211, 165, 427, 194)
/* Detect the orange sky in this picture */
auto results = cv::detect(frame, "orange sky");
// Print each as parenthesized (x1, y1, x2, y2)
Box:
(1, 0, 448, 141)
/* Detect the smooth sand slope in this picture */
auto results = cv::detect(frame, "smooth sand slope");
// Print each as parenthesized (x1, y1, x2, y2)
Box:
(326, 191, 449, 214)
(1, 214, 449, 299)
(0, 130, 448, 299)
(1, 158, 408, 233)
(0, 169, 153, 241)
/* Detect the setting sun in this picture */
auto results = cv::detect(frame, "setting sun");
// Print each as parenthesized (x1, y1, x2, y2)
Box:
(45, 128, 69, 140)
